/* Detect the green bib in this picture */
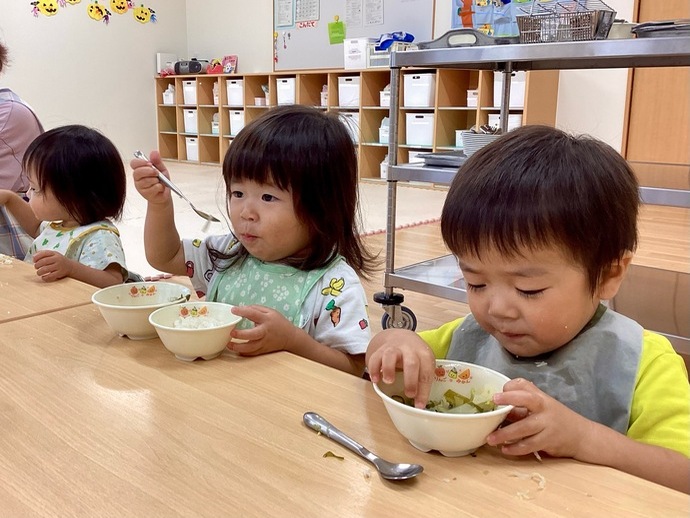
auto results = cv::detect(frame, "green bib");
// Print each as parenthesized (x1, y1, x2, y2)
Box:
(206, 256, 341, 329)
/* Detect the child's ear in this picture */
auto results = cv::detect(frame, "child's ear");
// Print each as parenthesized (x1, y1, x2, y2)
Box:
(597, 252, 634, 300)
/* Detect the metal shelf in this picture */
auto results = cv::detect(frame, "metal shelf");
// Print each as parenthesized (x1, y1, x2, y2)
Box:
(378, 36, 690, 330)
(391, 37, 690, 71)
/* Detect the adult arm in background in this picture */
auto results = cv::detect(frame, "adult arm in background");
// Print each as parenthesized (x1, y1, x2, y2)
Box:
(0, 189, 40, 236)
(130, 150, 187, 275)
(0, 94, 42, 192)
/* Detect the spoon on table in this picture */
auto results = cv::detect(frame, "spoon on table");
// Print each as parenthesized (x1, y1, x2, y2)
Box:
(303, 412, 423, 481)
(133, 150, 220, 224)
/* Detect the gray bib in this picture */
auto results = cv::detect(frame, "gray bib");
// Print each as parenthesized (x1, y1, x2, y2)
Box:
(446, 306, 643, 433)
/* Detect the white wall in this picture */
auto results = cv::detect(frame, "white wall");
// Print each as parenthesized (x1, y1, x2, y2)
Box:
(184, 0, 273, 73)
(0, 1, 187, 157)
(555, 0, 634, 151)
(1, 0, 634, 159)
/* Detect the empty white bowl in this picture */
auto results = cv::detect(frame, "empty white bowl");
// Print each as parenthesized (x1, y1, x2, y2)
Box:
(92, 282, 191, 340)
(149, 301, 242, 361)
(373, 360, 513, 457)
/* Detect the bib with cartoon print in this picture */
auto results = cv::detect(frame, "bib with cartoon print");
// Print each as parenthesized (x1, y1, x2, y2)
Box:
(207, 255, 342, 330)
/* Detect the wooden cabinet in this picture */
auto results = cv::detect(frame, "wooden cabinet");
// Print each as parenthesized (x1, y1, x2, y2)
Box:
(154, 68, 558, 179)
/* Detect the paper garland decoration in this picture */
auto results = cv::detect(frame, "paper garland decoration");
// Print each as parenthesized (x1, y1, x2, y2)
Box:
(87, 1, 111, 24)
(30, 0, 155, 24)
(133, 4, 156, 24)
(110, 0, 134, 14)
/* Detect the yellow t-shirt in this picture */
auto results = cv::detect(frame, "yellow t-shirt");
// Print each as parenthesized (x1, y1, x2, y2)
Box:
(419, 318, 690, 457)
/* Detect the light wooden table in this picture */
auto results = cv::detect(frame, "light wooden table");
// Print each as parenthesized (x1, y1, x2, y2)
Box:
(0, 305, 687, 517)
(0, 255, 95, 323)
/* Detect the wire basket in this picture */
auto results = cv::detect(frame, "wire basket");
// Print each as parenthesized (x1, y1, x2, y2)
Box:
(516, 0, 616, 43)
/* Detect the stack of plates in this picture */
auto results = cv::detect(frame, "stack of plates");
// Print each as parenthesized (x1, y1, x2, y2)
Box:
(461, 132, 502, 157)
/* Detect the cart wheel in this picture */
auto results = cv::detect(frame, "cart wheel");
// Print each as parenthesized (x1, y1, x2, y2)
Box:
(381, 306, 417, 331)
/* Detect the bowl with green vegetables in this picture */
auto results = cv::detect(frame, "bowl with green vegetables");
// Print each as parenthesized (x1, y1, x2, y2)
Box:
(373, 360, 513, 457)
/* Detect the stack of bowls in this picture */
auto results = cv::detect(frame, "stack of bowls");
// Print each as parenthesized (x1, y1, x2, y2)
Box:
(461, 131, 502, 157)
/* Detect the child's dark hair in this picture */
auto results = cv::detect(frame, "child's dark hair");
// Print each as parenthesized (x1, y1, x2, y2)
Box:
(23, 124, 126, 225)
(441, 125, 639, 293)
(216, 105, 378, 278)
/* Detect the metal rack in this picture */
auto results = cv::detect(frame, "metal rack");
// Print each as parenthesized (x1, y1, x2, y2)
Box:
(375, 37, 690, 336)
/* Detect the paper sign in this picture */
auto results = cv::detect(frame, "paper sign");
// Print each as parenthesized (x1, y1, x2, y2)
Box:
(328, 20, 346, 44)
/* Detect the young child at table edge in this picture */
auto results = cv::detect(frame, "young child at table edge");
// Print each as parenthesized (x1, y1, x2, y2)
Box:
(132, 105, 378, 376)
(366, 125, 690, 493)
(0, 124, 137, 288)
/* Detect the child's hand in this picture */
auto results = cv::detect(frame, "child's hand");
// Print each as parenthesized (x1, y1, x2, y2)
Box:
(32, 250, 73, 282)
(486, 378, 591, 459)
(131, 150, 171, 205)
(366, 329, 436, 409)
(227, 304, 299, 356)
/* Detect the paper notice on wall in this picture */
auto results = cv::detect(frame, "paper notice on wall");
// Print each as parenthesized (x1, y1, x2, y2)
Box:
(345, 0, 362, 28)
(364, 0, 383, 26)
(276, 0, 294, 27)
(296, 0, 320, 22)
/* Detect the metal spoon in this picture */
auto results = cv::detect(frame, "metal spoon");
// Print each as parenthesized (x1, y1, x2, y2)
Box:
(133, 150, 220, 223)
(303, 412, 423, 481)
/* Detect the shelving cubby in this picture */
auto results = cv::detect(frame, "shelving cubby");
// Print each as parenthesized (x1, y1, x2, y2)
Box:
(154, 68, 558, 178)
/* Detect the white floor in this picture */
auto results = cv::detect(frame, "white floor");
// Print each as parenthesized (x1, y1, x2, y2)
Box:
(118, 161, 448, 278)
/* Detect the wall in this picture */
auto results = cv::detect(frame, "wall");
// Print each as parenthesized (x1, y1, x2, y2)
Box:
(184, 0, 273, 73)
(555, 0, 634, 151)
(0, 1, 187, 157)
(0, 0, 635, 160)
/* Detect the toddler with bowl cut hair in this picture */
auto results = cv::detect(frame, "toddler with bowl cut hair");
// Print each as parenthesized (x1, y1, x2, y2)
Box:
(0, 124, 137, 287)
(366, 125, 690, 493)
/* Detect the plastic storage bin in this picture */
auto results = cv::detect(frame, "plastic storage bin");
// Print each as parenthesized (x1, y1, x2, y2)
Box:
(183, 80, 197, 105)
(403, 73, 436, 107)
(276, 78, 296, 105)
(185, 137, 199, 161)
(339, 112, 360, 144)
(343, 38, 374, 69)
(467, 89, 479, 107)
(183, 109, 198, 134)
(226, 79, 244, 106)
(493, 71, 526, 108)
(229, 110, 245, 136)
(338, 76, 360, 107)
(405, 113, 434, 147)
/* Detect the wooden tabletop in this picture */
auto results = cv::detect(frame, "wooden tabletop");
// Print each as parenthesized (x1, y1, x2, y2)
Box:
(0, 255, 95, 323)
(0, 305, 687, 517)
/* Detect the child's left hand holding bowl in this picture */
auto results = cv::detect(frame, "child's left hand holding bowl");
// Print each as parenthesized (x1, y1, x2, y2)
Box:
(486, 377, 592, 460)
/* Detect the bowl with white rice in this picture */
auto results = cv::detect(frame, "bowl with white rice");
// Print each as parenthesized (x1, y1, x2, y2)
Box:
(149, 301, 242, 361)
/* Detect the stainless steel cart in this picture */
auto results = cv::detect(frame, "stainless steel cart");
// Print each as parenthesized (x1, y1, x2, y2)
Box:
(375, 36, 690, 347)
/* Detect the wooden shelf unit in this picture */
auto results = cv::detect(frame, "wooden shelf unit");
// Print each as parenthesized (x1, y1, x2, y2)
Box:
(154, 68, 559, 178)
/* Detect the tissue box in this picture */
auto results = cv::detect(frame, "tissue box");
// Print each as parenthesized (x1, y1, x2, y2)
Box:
(162, 90, 174, 105)
(380, 90, 390, 107)
(379, 125, 389, 144)
(467, 89, 479, 107)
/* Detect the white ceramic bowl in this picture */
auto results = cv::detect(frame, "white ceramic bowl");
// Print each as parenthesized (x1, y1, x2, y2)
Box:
(149, 301, 242, 361)
(92, 282, 191, 340)
(373, 360, 513, 457)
